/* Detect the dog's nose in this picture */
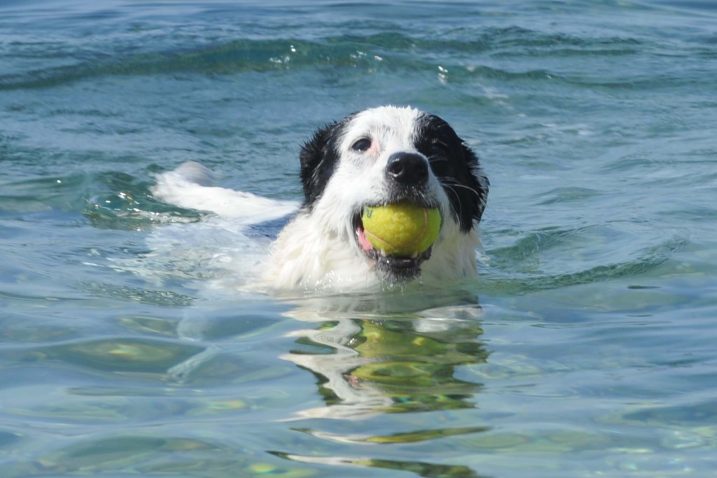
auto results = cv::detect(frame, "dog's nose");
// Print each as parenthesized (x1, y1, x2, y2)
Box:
(386, 153, 428, 186)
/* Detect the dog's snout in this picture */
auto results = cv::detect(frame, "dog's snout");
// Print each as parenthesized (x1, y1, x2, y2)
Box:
(386, 152, 428, 186)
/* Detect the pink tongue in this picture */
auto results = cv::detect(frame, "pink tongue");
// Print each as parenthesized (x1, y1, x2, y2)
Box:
(356, 227, 374, 252)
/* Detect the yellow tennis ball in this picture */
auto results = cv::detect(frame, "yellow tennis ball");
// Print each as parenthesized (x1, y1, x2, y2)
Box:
(361, 202, 441, 256)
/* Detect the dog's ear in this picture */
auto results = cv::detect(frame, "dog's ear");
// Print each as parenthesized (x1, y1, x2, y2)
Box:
(299, 121, 341, 208)
(417, 114, 489, 231)
(460, 141, 490, 227)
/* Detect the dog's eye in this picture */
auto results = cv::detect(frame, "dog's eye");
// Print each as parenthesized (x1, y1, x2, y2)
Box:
(351, 138, 372, 153)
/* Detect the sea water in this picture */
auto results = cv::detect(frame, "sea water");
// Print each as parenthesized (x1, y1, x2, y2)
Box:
(1, 1, 716, 476)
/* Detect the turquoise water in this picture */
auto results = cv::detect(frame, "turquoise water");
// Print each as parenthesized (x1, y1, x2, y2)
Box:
(2, 0, 717, 476)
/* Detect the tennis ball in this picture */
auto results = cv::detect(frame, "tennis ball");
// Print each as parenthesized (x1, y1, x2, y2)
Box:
(361, 202, 441, 256)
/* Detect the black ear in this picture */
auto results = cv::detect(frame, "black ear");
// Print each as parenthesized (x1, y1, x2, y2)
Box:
(299, 122, 342, 208)
(461, 141, 490, 226)
(415, 114, 489, 232)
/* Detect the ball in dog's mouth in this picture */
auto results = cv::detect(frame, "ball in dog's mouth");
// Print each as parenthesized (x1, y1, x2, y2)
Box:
(353, 201, 441, 278)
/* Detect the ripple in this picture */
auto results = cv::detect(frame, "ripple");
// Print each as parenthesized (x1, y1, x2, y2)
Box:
(83, 170, 203, 230)
(0, 174, 88, 213)
(81, 282, 195, 306)
(35, 337, 204, 374)
(623, 399, 717, 426)
(23, 434, 315, 477)
(271, 451, 481, 478)
(0, 28, 646, 91)
(536, 187, 602, 206)
(484, 226, 688, 294)
(2, 2, 716, 478)
(0, 430, 21, 449)
(295, 425, 490, 445)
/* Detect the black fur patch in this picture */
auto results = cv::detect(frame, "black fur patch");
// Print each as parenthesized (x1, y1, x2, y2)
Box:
(299, 116, 352, 208)
(414, 114, 489, 232)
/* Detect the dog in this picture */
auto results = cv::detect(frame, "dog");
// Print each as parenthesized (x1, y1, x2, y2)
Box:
(153, 106, 488, 292)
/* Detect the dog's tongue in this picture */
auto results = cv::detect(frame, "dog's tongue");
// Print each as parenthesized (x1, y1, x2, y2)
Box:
(356, 227, 374, 253)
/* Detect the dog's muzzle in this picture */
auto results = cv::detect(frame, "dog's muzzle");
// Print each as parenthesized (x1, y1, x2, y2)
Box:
(353, 152, 438, 280)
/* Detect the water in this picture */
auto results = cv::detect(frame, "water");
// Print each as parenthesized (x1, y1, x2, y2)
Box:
(2, 0, 717, 476)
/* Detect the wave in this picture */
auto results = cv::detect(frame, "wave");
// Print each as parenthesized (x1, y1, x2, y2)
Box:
(0, 29, 645, 91)
(481, 226, 687, 294)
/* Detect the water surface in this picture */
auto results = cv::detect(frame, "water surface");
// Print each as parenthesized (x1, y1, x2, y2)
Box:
(1, 1, 717, 476)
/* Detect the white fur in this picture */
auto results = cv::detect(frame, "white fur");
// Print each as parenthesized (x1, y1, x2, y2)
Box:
(153, 161, 297, 223)
(152, 106, 479, 293)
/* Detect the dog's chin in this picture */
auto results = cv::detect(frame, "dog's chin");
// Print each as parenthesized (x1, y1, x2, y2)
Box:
(351, 197, 438, 281)
(362, 241, 432, 280)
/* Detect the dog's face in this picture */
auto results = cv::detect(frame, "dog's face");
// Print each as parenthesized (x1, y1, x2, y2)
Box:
(299, 106, 488, 281)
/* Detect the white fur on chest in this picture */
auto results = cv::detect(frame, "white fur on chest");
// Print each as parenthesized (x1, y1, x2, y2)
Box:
(264, 209, 479, 291)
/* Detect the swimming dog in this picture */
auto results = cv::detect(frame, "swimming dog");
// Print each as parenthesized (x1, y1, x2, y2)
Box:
(153, 106, 488, 291)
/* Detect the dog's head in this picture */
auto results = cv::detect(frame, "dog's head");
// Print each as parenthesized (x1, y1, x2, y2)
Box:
(299, 106, 488, 281)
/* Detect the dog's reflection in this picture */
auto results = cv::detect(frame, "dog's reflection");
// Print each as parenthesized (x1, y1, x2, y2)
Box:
(282, 294, 487, 420)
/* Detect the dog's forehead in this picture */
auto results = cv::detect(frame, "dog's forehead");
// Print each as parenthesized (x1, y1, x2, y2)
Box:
(343, 106, 423, 143)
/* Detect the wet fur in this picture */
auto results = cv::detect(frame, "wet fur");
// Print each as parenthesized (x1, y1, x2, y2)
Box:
(154, 106, 488, 292)
(266, 106, 488, 290)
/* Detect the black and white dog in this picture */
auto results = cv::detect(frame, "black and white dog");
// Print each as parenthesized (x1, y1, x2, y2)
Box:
(153, 106, 488, 291)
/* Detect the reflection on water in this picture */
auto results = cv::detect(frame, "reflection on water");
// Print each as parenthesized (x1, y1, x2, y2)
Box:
(285, 313, 487, 419)
(277, 290, 489, 476)
(271, 450, 484, 478)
